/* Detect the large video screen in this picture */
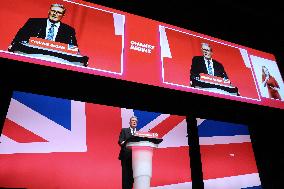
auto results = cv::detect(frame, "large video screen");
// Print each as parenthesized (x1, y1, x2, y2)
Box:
(0, 91, 191, 188)
(0, 0, 283, 109)
(197, 118, 262, 189)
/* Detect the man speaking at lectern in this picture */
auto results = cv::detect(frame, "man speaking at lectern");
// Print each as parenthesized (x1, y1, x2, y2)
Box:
(190, 42, 230, 87)
(189, 42, 240, 95)
(118, 116, 138, 189)
(8, 3, 78, 52)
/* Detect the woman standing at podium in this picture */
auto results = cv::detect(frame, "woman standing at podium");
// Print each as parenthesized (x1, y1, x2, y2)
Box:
(118, 116, 137, 189)
(262, 65, 282, 100)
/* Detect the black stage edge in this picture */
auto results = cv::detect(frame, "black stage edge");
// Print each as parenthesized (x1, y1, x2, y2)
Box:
(0, 81, 13, 135)
(187, 116, 204, 189)
(1, 56, 282, 122)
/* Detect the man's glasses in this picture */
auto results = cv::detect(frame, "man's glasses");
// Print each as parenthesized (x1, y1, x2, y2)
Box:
(50, 10, 64, 15)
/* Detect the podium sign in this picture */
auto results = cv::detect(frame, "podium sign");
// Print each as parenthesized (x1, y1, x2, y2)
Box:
(29, 37, 79, 55)
(199, 73, 231, 87)
(134, 131, 159, 139)
(191, 73, 240, 96)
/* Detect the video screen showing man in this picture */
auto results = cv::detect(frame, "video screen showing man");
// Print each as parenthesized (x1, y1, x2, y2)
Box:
(9, 4, 77, 51)
(7, 3, 88, 67)
(190, 42, 239, 95)
(118, 116, 137, 189)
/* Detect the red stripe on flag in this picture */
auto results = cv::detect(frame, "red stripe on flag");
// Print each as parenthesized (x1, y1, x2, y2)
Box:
(1, 118, 48, 143)
(200, 142, 258, 180)
(149, 115, 185, 137)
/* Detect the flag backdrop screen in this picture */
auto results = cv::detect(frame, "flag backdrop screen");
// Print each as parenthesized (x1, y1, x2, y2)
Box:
(197, 118, 262, 189)
(0, 0, 283, 109)
(0, 91, 191, 189)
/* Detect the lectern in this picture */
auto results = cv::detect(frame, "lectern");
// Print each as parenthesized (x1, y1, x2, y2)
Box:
(9, 38, 89, 67)
(191, 73, 239, 96)
(126, 133, 163, 189)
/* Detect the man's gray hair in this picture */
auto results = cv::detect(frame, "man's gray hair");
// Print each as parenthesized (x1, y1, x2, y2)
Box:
(50, 4, 66, 14)
(130, 116, 138, 121)
(201, 42, 212, 51)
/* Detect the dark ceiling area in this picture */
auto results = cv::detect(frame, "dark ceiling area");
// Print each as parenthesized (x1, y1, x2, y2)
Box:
(84, 0, 284, 77)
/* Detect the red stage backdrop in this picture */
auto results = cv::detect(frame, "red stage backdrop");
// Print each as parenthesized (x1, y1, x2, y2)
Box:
(0, 91, 191, 189)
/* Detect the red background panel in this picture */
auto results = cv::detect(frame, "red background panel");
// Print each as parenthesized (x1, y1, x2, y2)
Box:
(162, 29, 193, 86)
(71, 5, 123, 72)
(123, 15, 162, 86)
(152, 146, 191, 186)
(200, 142, 258, 180)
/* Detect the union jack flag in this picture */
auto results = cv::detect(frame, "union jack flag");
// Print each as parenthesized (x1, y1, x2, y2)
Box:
(198, 118, 262, 189)
(0, 91, 191, 189)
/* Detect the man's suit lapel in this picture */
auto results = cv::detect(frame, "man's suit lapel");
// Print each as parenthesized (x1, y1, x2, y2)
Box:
(37, 20, 48, 39)
(202, 58, 209, 74)
(55, 23, 62, 41)
(212, 60, 221, 76)
(126, 127, 132, 138)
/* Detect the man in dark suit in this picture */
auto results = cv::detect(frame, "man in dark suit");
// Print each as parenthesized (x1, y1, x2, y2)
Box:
(190, 42, 229, 87)
(8, 3, 78, 52)
(190, 42, 240, 95)
(118, 116, 138, 189)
